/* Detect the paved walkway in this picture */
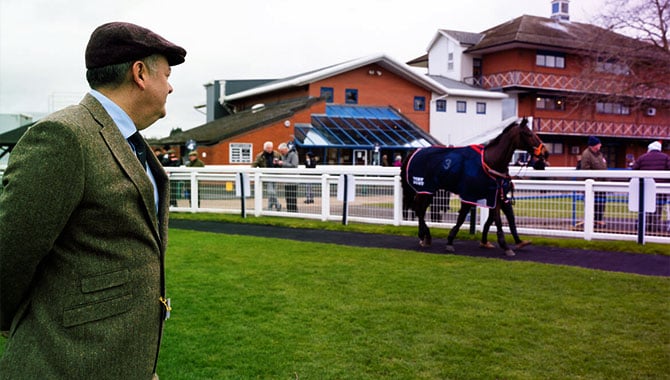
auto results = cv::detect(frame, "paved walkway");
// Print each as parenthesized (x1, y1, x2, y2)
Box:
(170, 219, 670, 277)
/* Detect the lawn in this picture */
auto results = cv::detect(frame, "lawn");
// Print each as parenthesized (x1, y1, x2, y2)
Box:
(156, 229, 669, 379)
(1, 228, 668, 379)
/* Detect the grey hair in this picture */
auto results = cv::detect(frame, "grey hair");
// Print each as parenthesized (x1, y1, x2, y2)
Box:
(86, 54, 161, 89)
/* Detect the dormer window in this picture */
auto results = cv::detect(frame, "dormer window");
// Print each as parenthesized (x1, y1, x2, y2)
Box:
(551, 0, 570, 21)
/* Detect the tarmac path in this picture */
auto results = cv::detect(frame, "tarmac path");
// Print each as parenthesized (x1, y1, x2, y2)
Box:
(170, 219, 670, 277)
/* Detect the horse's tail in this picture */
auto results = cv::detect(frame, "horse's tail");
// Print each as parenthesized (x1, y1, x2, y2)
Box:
(400, 153, 416, 212)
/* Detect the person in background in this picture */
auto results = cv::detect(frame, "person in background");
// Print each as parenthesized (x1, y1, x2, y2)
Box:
(0, 21, 186, 379)
(633, 140, 670, 233)
(278, 142, 299, 212)
(381, 154, 390, 167)
(253, 141, 281, 210)
(579, 135, 608, 227)
(393, 154, 403, 167)
(165, 149, 182, 206)
(304, 151, 317, 204)
(184, 151, 205, 207)
(186, 150, 205, 167)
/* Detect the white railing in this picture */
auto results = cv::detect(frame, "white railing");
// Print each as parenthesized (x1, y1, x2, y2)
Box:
(161, 165, 670, 245)
(2, 164, 669, 244)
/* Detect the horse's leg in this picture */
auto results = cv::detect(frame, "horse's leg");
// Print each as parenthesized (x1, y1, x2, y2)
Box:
(446, 203, 471, 252)
(492, 207, 515, 256)
(414, 194, 433, 247)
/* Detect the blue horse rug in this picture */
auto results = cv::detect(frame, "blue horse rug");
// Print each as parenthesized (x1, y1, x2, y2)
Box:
(405, 145, 502, 208)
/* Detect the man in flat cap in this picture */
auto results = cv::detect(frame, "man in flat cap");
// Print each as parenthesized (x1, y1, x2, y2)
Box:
(0, 22, 186, 379)
(579, 135, 608, 227)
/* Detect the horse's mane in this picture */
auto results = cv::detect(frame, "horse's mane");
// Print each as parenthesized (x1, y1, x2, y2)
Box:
(486, 118, 527, 148)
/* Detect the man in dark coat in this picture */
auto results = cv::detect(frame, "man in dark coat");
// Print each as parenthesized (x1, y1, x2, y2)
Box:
(0, 22, 186, 379)
(580, 136, 608, 226)
(633, 141, 670, 233)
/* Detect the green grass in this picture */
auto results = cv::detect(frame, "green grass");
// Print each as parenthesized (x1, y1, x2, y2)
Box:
(161, 231, 669, 379)
(1, 219, 668, 379)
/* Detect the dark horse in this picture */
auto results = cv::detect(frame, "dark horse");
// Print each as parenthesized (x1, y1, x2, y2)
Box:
(401, 118, 548, 256)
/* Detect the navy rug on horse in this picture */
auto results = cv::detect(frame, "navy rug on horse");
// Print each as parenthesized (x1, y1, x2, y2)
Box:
(400, 117, 549, 256)
(405, 144, 502, 209)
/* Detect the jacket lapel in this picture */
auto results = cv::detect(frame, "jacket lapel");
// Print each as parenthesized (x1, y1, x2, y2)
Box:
(81, 95, 165, 247)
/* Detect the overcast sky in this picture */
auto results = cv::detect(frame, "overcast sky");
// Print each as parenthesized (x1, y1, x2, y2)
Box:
(0, 0, 606, 138)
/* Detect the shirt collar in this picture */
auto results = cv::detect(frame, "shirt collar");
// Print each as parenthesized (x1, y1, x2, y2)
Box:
(89, 89, 138, 139)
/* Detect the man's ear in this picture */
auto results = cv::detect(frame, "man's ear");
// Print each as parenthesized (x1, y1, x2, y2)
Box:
(131, 61, 147, 90)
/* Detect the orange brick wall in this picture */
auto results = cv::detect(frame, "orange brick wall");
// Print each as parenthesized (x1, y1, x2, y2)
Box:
(307, 64, 431, 131)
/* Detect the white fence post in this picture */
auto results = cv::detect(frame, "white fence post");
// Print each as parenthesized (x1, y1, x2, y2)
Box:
(190, 170, 198, 212)
(584, 179, 595, 240)
(253, 171, 262, 217)
(321, 174, 330, 222)
(393, 175, 403, 226)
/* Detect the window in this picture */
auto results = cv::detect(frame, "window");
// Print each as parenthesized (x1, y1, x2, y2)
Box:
(476, 102, 486, 115)
(472, 58, 483, 86)
(536, 51, 565, 68)
(230, 143, 252, 163)
(456, 101, 467, 113)
(414, 96, 426, 111)
(596, 57, 630, 75)
(447, 52, 454, 71)
(345, 89, 358, 104)
(596, 101, 630, 115)
(545, 142, 563, 154)
(536, 96, 565, 111)
(436, 99, 446, 112)
(320, 87, 334, 103)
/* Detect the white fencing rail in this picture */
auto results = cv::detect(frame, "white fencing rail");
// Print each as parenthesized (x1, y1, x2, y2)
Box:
(2, 165, 669, 244)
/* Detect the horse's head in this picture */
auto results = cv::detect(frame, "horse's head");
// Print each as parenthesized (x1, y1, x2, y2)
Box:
(484, 117, 549, 172)
(515, 118, 549, 161)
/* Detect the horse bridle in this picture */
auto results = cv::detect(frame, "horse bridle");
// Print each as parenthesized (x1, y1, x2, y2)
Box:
(532, 143, 546, 159)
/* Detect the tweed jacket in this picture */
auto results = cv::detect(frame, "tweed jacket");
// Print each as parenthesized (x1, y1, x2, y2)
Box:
(0, 94, 170, 379)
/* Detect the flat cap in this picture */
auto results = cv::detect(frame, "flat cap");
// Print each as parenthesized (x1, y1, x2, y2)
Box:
(85, 22, 186, 69)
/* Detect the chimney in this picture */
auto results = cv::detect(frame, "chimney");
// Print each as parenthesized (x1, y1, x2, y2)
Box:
(204, 80, 227, 122)
(551, 0, 570, 21)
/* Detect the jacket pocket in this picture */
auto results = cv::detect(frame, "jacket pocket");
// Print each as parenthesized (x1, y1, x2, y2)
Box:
(62, 269, 132, 327)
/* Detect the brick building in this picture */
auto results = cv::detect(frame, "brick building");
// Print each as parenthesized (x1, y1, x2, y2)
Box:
(409, 0, 670, 167)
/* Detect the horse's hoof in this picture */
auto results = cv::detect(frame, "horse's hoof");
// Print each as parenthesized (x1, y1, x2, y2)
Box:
(505, 249, 516, 257)
(446, 245, 455, 253)
(419, 240, 431, 248)
(479, 242, 495, 249)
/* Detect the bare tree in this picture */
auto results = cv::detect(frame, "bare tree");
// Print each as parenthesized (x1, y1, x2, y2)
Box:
(595, 0, 669, 51)
(569, 0, 670, 111)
